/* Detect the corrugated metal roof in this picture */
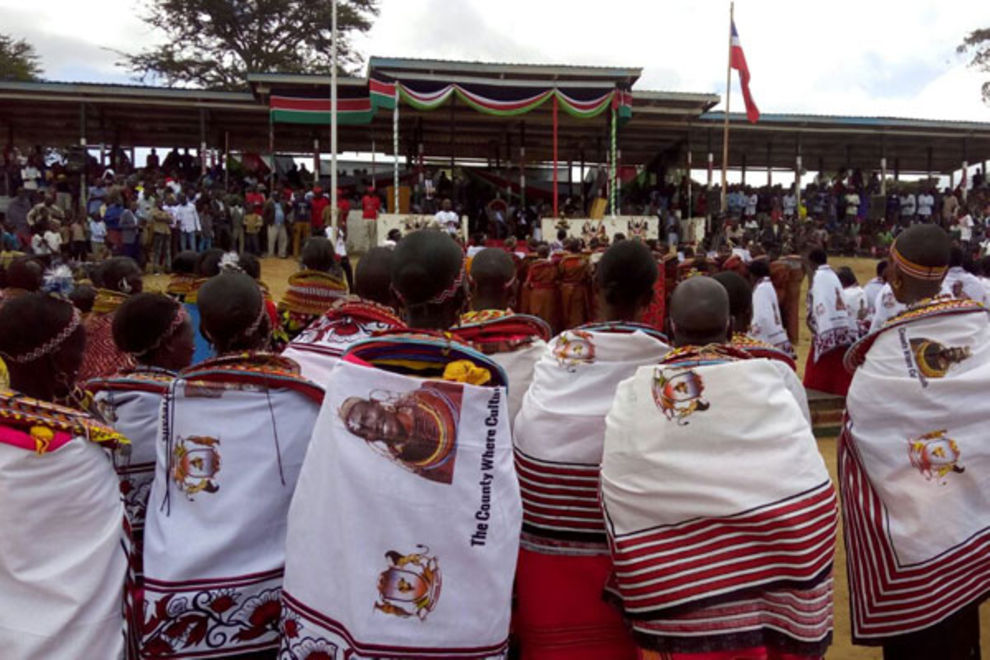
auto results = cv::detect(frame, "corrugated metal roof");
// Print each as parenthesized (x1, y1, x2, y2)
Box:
(246, 73, 367, 87)
(0, 79, 253, 101)
(367, 56, 642, 82)
(701, 111, 990, 131)
(636, 90, 721, 102)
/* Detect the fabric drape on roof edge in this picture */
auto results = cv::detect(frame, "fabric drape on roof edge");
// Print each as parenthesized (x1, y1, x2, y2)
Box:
(269, 78, 630, 125)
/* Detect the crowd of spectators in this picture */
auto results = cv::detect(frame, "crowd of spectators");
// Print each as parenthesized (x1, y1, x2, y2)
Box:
(0, 146, 390, 273)
(3, 143, 989, 271)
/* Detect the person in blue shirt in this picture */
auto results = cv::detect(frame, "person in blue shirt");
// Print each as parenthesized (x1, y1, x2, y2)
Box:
(263, 191, 289, 258)
(103, 197, 124, 255)
(290, 190, 311, 257)
(87, 182, 106, 218)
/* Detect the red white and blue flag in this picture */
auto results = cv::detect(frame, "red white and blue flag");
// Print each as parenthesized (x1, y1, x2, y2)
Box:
(730, 21, 760, 123)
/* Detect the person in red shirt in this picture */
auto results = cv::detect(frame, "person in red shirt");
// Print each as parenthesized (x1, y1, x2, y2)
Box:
(309, 187, 329, 233)
(361, 190, 381, 220)
(244, 185, 265, 214)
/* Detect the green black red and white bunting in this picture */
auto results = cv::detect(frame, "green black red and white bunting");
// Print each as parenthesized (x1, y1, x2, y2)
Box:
(269, 78, 631, 125)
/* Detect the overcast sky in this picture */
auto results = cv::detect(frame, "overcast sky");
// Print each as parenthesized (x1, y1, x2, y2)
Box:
(2, 0, 988, 122)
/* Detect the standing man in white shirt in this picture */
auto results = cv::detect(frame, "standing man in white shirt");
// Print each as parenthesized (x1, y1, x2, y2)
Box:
(916, 188, 934, 223)
(899, 190, 917, 225)
(782, 191, 797, 221)
(173, 193, 201, 252)
(20, 157, 41, 191)
(844, 188, 861, 224)
(957, 209, 975, 249)
(744, 188, 758, 223)
(434, 198, 460, 237)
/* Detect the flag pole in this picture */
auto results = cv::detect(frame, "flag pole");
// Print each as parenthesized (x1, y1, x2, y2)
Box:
(393, 88, 400, 213)
(720, 1, 733, 215)
(330, 0, 339, 237)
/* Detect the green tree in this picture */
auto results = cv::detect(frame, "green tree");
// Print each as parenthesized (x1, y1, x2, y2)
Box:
(0, 34, 42, 81)
(120, 0, 378, 90)
(958, 27, 990, 104)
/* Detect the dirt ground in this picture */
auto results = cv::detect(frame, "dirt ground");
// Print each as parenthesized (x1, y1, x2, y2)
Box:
(145, 255, 989, 659)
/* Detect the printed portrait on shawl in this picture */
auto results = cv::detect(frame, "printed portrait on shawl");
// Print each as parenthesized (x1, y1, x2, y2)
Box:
(339, 381, 463, 484)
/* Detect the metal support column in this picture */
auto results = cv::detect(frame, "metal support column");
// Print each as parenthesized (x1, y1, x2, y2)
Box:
(79, 104, 87, 216)
(505, 131, 512, 199)
(448, 94, 455, 172)
(766, 142, 772, 187)
(962, 138, 969, 201)
(880, 138, 887, 197)
(794, 134, 802, 212)
(224, 131, 230, 189)
(313, 137, 320, 184)
(199, 108, 207, 177)
(580, 149, 586, 213)
(519, 122, 526, 212)
(268, 114, 275, 190)
(686, 134, 693, 219)
(568, 158, 573, 198)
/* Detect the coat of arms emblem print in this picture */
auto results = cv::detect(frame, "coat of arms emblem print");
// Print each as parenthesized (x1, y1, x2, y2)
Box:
(374, 545, 442, 620)
(171, 435, 221, 499)
(552, 330, 596, 371)
(652, 368, 710, 425)
(908, 430, 965, 484)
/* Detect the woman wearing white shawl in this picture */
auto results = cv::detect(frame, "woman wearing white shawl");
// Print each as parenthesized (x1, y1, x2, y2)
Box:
(837, 266, 870, 337)
(841, 225, 989, 659)
(0, 294, 127, 659)
(280, 296, 404, 384)
(803, 248, 858, 395)
(747, 258, 794, 357)
(454, 248, 550, 427)
(281, 231, 521, 659)
(85, 293, 195, 655)
(140, 274, 322, 658)
(712, 271, 798, 372)
(513, 241, 670, 658)
(862, 260, 887, 318)
(281, 335, 519, 659)
(602, 278, 835, 659)
(869, 281, 907, 332)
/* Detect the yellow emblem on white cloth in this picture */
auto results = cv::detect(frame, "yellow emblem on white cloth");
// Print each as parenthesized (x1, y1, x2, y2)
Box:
(908, 430, 964, 484)
(374, 545, 442, 620)
(171, 436, 221, 499)
(652, 368, 710, 425)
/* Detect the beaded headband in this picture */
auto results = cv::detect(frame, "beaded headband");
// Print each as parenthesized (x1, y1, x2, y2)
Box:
(2, 307, 81, 364)
(134, 303, 188, 357)
(243, 295, 269, 339)
(467, 273, 516, 290)
(890, 241, 948, 282)
(393, 263, 467, 307)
